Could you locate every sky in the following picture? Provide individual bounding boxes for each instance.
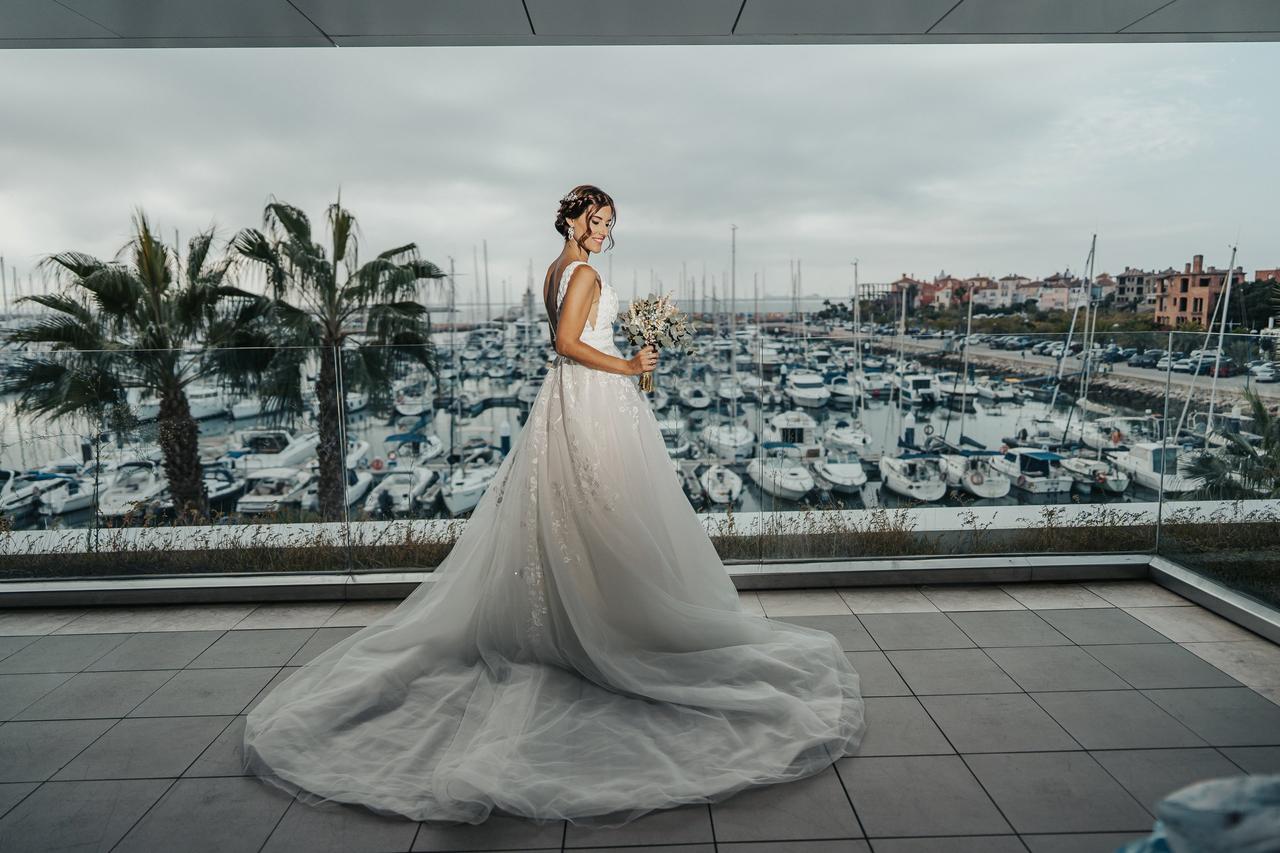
[0,41,1275,310]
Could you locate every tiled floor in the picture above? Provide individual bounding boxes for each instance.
[2,580,1279,853]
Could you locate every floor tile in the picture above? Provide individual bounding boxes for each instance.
[885,649,1021,695]
[737,591,766,618]
[0,608,86,636]
[113,776,295,853]
[964,751,1151,833]
[1123,605,1260,643]
[945,610,1072,647]
[260,795,420,853]
[919,584,1025,611]
[0,782,38,820]
[1000,583,1111,610]
[837,754,1010,838]
[919,693,1079,753]
[774,614,877,651]
[0,632,132,674]
[234,603,343,630]
[1089,748,1246,812]
[0,635,38,661]
[1141,687,1280,746]
[868,838,1023,852]
[1081,643,1242,690]
[1082,581,1189,608]
[837,586,939,613]
[187,628,316,669]
[984,646,1131,692]
[565,801,712,847]
[1021,833,1152,852]
[0,718,117,783]
[13,669,177,720]
[858,613,975,650]
[0,778,172,853]
[755,589,852,617]
[287,626,361,666]
[1029,690,1205,750]
[723,843,866,853]
[849,696,954,757]
[1034,609,1171,645]
[1219,746,1280,775]
[127,667,279,717]
[323,601,401,627]
[51,715,233,781]
[52,603,256,634]
[0,673,73,722]
[710,766,862,842]
[184,716,249,777]
[845,651,911,697]
[1180,637,1280,700]
[412,811,564,851]
[84,630,223,671]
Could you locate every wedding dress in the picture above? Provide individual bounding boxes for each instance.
[242,259,867,828]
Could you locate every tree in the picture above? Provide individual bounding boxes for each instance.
[227,193,446,520]
[2,209,265,519]
[1187,389,1280,499]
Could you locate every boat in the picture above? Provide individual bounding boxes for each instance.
[698,464,743,505]
[648,387,670,410]
[822,416,872,453]
[783,370,831,408]
[362,467,440,516]
[153,463,246,514]
[700,421,755,459]
[441,449,504,516]
[825,374,859,402]
[811,450,868,494]
[1109,441,1203,494]
[936,449,1011,499]
[878,454,948,502]
[716,377,746,404]
[0,470,80,518]
[892,373,939,406]
[747,444,816,501]
[302,466,374,512]
[853,371,892,400]
[989,448,1074,493]
[98,459,170,519]
[1079,415,1161,451]
[235,466,315,515]
[219,428,320,472]
[762,410,822,458]
[1059,456,1131,495]
[975,377,1018,403]
[678,384,712,410]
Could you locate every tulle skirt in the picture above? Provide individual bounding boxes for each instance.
[242,346,866,828]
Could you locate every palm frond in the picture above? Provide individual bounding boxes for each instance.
[264,198,312,247]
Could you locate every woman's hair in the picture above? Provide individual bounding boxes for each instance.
[555,184,616,252]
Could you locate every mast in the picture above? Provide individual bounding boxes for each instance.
[1205,244,1238,436]
[960,290,974,439]
[482,239,491,326]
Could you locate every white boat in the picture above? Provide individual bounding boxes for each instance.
[933,371,982,404]
[747,446,816,501]
[990,448,1074,493]
[154,463,246,513]
[220,428,321,472]
[716,377,746,404]
[228,396,264,420]
[784,370,831,408]
[699,464,743,505]
[937,451,1011,499]
[822,416,872,453]
[236,466,314,515]
[678,384,712,409]
[1079,415,1160,451]
[700,421,755,459]
[302,466,374,511]
[892,373,939,406]
[811,450,868,494]
[975,377,1018,403]
[98,460,169,519]
[878,454,947,502]
[1109,441,1203,494]
[363,467,440,516]
[1060,456,1131,495]
[393,381,433,418]
[649,387,670,410]
[763,410,822,459]
[853,371,892,400]
[825,374,859,402]
[441,459,502,515]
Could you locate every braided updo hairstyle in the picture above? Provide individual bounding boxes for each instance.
[554,184,616,253]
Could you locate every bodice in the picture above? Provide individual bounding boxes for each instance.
[554,260,620,355]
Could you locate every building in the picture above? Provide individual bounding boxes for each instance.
[1255,268,1280,282]
[1116,267,1161,312]
[1154,253,1248,328]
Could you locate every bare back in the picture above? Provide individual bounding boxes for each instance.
[543,259,601,344]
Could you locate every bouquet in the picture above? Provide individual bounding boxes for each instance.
[622,291,696,392]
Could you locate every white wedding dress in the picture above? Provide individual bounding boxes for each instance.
[243,259,866,828]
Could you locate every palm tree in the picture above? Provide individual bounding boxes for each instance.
[2,209,268,519]
[1186,389,1280,499]
[227,193,446,520]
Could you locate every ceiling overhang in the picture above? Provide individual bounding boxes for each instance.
[2,0,1278,49]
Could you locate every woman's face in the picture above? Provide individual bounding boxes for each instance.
[572,205,613,252]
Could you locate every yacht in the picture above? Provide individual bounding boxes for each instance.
[853,371,892,401]
[990,448,1073,493]
[763,410,822,459]
[700,421,755,459]
[220,428,320,472]
[933,371,981,405]
[975,377,1018,403]
[236,466,315,515]
[98,460,169,519]
[678,384,712,410]
[811,450,868,494]
[1079,415,1160,451]
[698,464,743,505]
[936,450,1011,499]
[892,373,938,406]
[363,467,441,516]
[1060,456,1131,495]
[441,447,504,515]
[747,445,816,501]
[825,374,859,402]
[1109,441,1203,494]
[878,454,947,502]
[302,466,374,512]
[822,416,872,454]
[716,377,746,404]
[783,370,831,408]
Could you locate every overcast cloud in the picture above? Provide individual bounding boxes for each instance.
[0,42,1274,308]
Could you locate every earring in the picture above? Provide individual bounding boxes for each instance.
[567,225,575,240]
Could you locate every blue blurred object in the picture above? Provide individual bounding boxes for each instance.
[1118,773,1280,853]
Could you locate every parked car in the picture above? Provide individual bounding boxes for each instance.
[1249,363,1279,383]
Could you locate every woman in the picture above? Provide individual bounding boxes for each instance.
[242,184,866,829]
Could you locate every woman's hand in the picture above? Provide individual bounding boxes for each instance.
[629,344,659,376]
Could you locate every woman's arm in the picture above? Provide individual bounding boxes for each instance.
[555,264,641,376]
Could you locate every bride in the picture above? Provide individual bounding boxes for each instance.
[242,184,867,828]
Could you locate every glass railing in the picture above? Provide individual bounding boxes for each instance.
[1,297,1277,612]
